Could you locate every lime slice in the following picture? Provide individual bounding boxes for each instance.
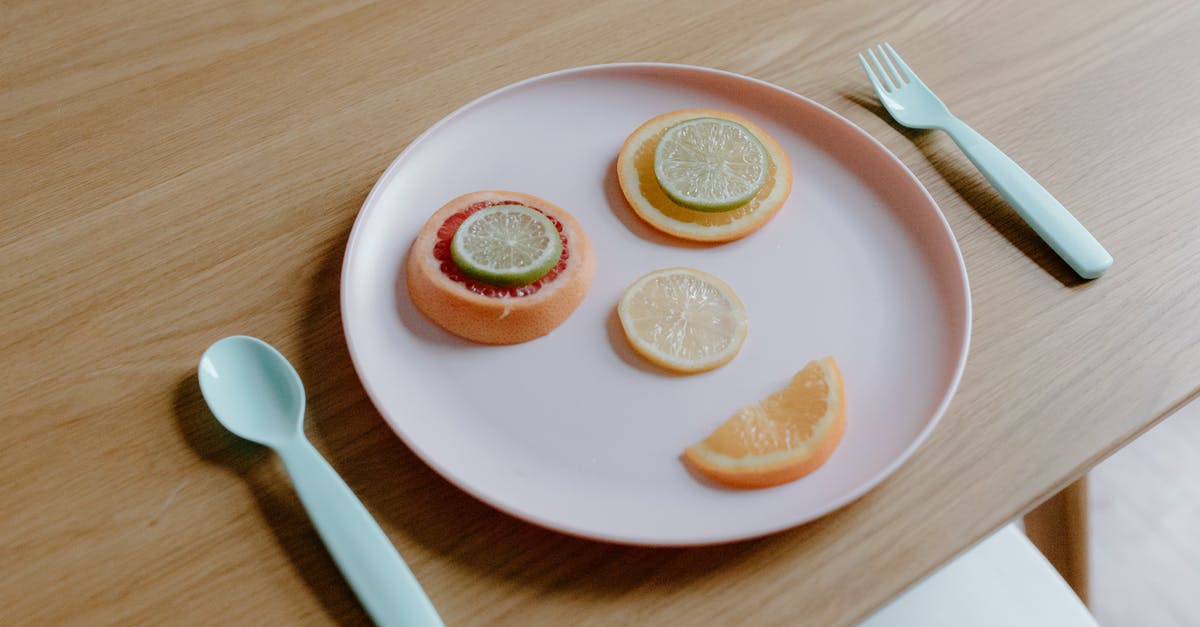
[653,117,769,212]
[450,204,563,287]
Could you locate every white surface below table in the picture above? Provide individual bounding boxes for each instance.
[860,525,1097,627]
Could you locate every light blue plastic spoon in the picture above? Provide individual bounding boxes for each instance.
[198,335,443,627]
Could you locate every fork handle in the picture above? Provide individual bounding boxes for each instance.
[942,118,1112,279]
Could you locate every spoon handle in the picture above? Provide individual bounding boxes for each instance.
[278,438,443,627]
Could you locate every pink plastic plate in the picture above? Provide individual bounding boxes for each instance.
[341,63,970,545]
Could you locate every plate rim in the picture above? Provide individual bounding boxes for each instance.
[340,62,972,546]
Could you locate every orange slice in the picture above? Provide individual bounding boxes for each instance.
[617,109,793,242]
[684,357,845,488]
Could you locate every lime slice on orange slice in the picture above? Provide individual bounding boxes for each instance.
[653,117,769,212]
[617,109,793,243]
[450,204,563,287]
[617,267,748,373]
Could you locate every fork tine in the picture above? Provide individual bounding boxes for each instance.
[865,48,895,91]
[877,44,904,85]
[858,53,889,95]
[883,42,920,84]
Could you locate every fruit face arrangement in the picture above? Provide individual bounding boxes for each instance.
[405,110,841,489]
[406,190,595,345]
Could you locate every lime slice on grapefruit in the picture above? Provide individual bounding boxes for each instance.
[450,204,563,287]
[653,117,769,212]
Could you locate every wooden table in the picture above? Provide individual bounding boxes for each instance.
[5,0,1199,624]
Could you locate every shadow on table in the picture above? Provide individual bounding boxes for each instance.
[840,89,1084,288]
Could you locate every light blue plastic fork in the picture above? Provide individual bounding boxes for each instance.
[859,43,1112,279]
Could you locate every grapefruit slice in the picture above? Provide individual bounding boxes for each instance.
[406,190,595,345]
[684,357,846,488]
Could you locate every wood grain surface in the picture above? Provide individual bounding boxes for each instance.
[4,0,1200,624]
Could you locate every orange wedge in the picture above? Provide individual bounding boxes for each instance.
[616,109,793,242]
[684,357,845,488]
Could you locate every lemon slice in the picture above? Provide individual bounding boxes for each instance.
[617,267,748,373]
[451,204,563,287]
[653,117,769,212]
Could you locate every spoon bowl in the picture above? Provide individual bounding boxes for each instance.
[199,336,305,447]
